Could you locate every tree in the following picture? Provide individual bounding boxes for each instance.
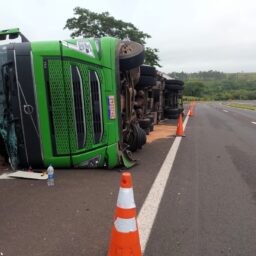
[64,7,161,67]
[168,71,188,81]
[184,81,206,97]
[144,47,161,67]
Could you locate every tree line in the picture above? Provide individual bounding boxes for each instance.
[169,71,256,100]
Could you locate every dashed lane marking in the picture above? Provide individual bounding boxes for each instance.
[252,122,256,125]
[223,110,229,113]
[137,113,190,253]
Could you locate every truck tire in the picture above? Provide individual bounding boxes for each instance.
[147,115,154,124]
[153,89,160,100]
[165,83,184,91]
[127,124,139,152]
[166,113,179,119]
[119,41,144,71]
[165,107,180,119]
[138,126,147,148]
[127,124,147,151]
[139,118,151,129]
[164,108,179,116]
[140,127,147,145]
[165,79,184,86]
[150,124,154,132]
[144,127,150,135]
[137,127,143,149]
[140,65,157,76]
[136,75,156,88]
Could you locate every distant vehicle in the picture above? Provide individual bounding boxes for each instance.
[0,28,146,169]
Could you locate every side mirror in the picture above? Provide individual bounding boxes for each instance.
[0,28,29,42]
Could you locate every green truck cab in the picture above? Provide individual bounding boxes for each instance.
[0,28,144,169]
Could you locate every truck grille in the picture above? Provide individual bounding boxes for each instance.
[89,71,103,144]
[44,58,105,156]
[71,66,86,149]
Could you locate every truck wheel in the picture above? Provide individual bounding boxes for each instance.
[137,126,147,149]
[140,127,147,145]
[147,115,154,124]
[166,113,179,119]
[127,124,146,152]
[137,129,142,149]
[144,127,150,135]
[153,89,160,100]
[164,108,179,116]
[127,124,139,152]
[136,75,156,88]
[139,118,151,129]
[165,83,184,91]
[165,79,184,86]
[140,65,157,76]
[119,41,144,71]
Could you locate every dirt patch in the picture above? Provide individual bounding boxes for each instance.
[147,120,177,143]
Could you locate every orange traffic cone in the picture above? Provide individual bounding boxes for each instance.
[108,172,142,256]
[176,114,185,136]
[189,104,193,117]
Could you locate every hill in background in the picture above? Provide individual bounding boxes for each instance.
[168,71,256,100]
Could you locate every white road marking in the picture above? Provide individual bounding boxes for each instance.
[252,122,256,125]
[137,113,190,253]
[223,110,229,113]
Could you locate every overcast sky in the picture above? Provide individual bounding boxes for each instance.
[1,0,256,73]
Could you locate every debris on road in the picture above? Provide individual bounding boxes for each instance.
[47,165,55,186]
[146,121,176,144]
[7,171,48,180]
[0,173,14,179]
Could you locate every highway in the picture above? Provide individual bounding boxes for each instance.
[145,102,256,256]
[0,102,256,255]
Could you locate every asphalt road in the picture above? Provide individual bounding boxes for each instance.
[1,102,256,256]
[145,102,256,256]
[0,119,177,256]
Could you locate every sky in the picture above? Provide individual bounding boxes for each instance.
[1,0,256,73]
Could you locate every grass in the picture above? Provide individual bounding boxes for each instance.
[224,103,256,111]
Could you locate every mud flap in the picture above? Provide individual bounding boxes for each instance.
[121,149,137,168]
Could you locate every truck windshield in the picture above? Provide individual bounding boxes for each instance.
[0,44,18,169]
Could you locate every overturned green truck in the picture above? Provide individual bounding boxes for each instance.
[0,28,146,169]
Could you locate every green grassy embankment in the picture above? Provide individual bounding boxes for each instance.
[224,103,256,111]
